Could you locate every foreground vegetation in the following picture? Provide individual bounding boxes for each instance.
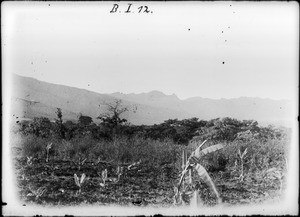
[12,103,290,207]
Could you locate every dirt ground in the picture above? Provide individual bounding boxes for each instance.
[14,156,284,207]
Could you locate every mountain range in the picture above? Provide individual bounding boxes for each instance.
[10,74,293,126]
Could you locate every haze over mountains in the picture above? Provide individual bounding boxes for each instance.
[11,74,293,126]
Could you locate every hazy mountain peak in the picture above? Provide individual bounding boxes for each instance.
[112,90,179,101]
[148,90,165,96]
[147,90,179,99]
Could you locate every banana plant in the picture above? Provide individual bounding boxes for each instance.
[264,168,284,194]
[99,169,108,187]
[46,142,52,163]
[116,166,124,182]
[72,156,87,171]
[26,156,33,166]
[175,140,223,206]
[74,173,86,194]
[27,185,47,199]
[100,166,124,184]
[238,147,248,182]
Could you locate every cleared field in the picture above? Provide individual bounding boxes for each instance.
[12,131,288,207]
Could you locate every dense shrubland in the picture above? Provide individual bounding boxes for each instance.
[17,111,289,145]
[12,103,290,206]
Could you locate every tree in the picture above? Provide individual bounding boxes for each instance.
[78,114,93,126]
[173,118,206,144]
[64,120,77,140]
[97,99,130,138]
[30,117,53,138]
[55,108,65,139]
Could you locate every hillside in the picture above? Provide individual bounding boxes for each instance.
[11,74,293,126]
[11,75,188,125]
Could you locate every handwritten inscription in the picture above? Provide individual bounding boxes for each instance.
[110,4,153,14]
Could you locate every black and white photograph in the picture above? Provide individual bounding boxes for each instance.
[2,1,299,215]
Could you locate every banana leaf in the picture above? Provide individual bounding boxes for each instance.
[74,174,80,187]
[194,164,220,199]
[192,143,224,160]
[177,141,223,200]
[80,173,86,184]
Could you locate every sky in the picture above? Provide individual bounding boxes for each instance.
[2,1,299,100]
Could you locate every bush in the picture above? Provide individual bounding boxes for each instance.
[21,135,51,159]
[15,116,291,180]
[18,117,54,138]
[220,137,288,177]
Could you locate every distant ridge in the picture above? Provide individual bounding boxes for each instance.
[10,74,293,126]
